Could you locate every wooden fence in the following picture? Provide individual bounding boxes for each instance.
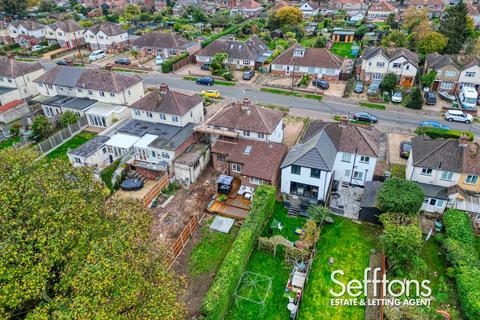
[35,116,88,155]
[143,173,169,207]
[172,55,196,72]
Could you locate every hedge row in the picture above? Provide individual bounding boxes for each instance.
[161,52,189,73]
[201,23,244,48]
[201,185,276,319]
[415,127,475,141]
[442,209,480,320]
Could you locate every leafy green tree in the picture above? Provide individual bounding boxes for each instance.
[420,70,437,88]
[355,25,368,38]
[31,115,52,142]
[381,30,408,48]
[307,205,330,225]
[274,6,303,26]
[79,19,94,27]
[59,111,79,128]
[440,1,469,53]
[0,148,186,318]
[406,87,424,110]
[386,13,396,29]
[123,4,141,22]
[380,212,424,275]
[38,0,56,12]
[183,5,207,22]
[312,36,326,48]
[380,73,398,93]
[417,31,448,54]
[377,178,424,215]
[129,49,139,59]
[0,0,27,14]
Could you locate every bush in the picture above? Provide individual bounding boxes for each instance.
[161,52,189,73]
[406,87,423,109]
[201,185,276,319]
[222,71,233,81]
[201,23,244,48]
[414,127,475,141]
[343,78,354,98]
[31,115,52,142]
[455,266,480,320]
[58,111,79,128]
[298,74,310,87]
[100,160,120,192]
[377,178,424,215]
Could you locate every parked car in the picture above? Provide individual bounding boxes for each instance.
[155,55,163,66]
[444,110,473,124]
[312,79,329,90]
[196,77,214,86]
[424,91,437,105]
[114,57,131,65]
[354,81,364,93]
[353,112,378,123]
[31,45,45,51]
[200,90,220,98]
[399,141,412,159]
[201,63,211,71]
[391,91,403,103]
[242,70,255,81]
[419,121,450,130]
[88,50,105,62]
[56,60,68,65]
[367,81,381,96]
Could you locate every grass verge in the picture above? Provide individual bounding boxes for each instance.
[46,131,96,162]
[299,216,380,320]
[183,76,236,86]
[359,102,386,110]
[261,88,323,101]
[112,67,146,74]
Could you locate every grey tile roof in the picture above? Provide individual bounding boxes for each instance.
[197,35,269,61]
[411,135,464,173]
[417,182,448,200]
[131,31,192,50]
[48,19,83,33]
[426,53,480,71]
[69,135,110,158]
[359,46,419,68]
[360,181,383,208]
[10,20,44,30]
[87,23,125,36]
[0,57,43,78]
[272,43,344,69]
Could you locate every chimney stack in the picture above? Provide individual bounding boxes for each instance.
[459,134,469,147]
[105,63,113,71]
[340,115,349,126]
[6,51,14,59]
[241,97,252,115]
[159,83,169,95]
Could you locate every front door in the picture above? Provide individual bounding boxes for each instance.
[286,66,291,75]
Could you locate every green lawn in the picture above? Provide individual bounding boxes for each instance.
[188,225,239,277]
[0,136,20,150]
[299,217,380,320]
[46,131,96,162]
[390,164,406,178]
[330,43,356,59]
[262,202,306,242]
[359,102,386,110]
[261,88,323,101]
[299,37,316,48]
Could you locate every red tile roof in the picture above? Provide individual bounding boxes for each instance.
[0,99,24,113]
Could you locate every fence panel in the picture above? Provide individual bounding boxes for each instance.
[37,116,87,155]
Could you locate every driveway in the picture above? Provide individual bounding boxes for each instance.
[387,133,414,165]
[175,64,210,76]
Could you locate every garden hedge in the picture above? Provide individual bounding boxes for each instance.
[415,127,475,141]
[201,23,244,48]
[201,185,276,319]
[442,209,480,320]
[161,52,189,73]
[377,178,424,215]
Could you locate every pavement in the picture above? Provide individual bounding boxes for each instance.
[38,60,480,136]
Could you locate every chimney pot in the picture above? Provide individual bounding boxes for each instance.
[105,63,113,71]
[459,134,469,147]
[159,83,169,95]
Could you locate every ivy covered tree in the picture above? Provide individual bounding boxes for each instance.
[440,1,469,53]
[0,148,186,319]
[377,178,424,215]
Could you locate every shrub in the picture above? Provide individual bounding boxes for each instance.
[343,78,354,98]
[161,52,189,73]
[443,209,477,246]
[298,74,310,87]
[201,185,276,319]
[31,115,52,142]
[380,72,398,93]
[406,87,423,109]
[100,160,120,192]
[58,111,79,128]
[222,71,233,81]
[377,178,424,215]
[455,266,480,320]
[415,127,475,141]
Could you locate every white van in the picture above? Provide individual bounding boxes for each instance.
[88,50,105,62]
[459,86,478,110]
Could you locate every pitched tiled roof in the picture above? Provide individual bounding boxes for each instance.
[272,44,344,69]
[87,23,125,36]
[49,19,83,33]
[196,35,269,61]
[131,32,191,49]
[34,66,142,93]
[301,1,320,10]
[360,46,419,67]
[212,138,287,181]
[369,1,395,12]
[411,135,465,173]
[0,56,43,78]
[426,53,458,70]
[130,87,202,116]
[235,0,263,9]
[409,0,443,6]
[207,98,283,134]
[10,20,44,30]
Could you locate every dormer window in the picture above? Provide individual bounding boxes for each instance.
[293,48,305,58]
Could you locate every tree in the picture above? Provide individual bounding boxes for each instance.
[406,87,424,110]
[377,178,424,215]
[31,115,52,142]
[0,148,186,318]
[38,0,56,12]
[59,111,79,128]
[129,49,139,60]
[380,212,424,275]
[0,0,27,14]
[307,205,330,225]
[79,19,94,27]
[380,73,398,93]
[123,4,141,22]
[274,6,303,26]
[313,36,327,48]
[183,5,207,22]
[420,70,437,89]
[440,1,469,54]
[416,31,448,54]
[386,13,397,29]
[355,25,368,38]
[381,30,408,48]
[403,7,429,32]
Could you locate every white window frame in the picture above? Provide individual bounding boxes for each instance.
[341,153,352,162]
[232,163,241,173]
[421,168,433,176]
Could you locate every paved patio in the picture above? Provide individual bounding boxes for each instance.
[329,183,364,220]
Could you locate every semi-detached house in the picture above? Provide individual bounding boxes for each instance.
[7,20,44,44]
[84,23,129,51]
[43,20,84,49]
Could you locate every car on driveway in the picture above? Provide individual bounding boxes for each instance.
[353,112,378,123]
[399,141,412,159]
[114,57,131,65]
[391,91,403,103]
[242,70,255,80]
[419,120,450,130]
[354,81,364,93]
[200,90,220,98]
[444,110,473,124]
[367,81,381,96]
[31,45,45,51]
[424,91,437,105]
[196,77,214,86]
[312,79,329,90]
[201,63,211,71]
[56,60,68,65]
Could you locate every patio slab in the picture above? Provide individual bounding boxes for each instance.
[329,183,364,220]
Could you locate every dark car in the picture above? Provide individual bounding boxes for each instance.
[242,70,255,80]
[312,79,329,90]
[200,63,211,71]
[367,81,381,96]
[424,91,437,105]
[196,77,214,86]
[399,141,412,159]
[353,112,378,123]
[114,57,131,65]
[56,60,68,65]
[354,81,364,93]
